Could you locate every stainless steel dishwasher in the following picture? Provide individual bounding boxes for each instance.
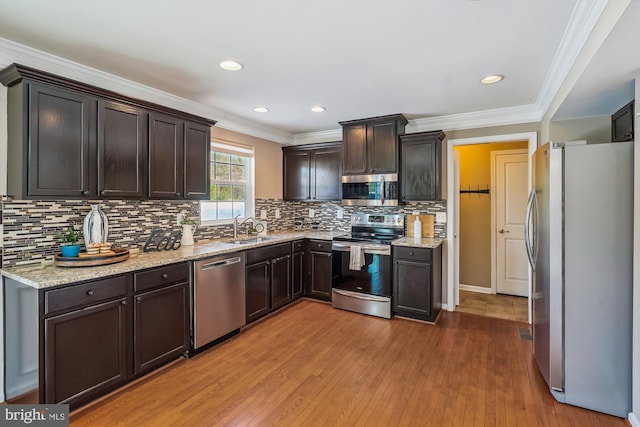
[192,252,246,351]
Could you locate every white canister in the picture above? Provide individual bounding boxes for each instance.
[413,216,422,241]
[181,224,195,246]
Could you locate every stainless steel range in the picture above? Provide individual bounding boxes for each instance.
[331,213,405,319]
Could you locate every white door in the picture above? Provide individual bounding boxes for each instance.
[493,150,529,296]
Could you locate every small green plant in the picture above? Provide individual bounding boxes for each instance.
[55,226,83,245]
[180,216,199,226]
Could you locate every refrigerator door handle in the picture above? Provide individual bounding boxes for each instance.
[525,188,538,270]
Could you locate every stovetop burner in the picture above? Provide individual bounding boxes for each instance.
[335,212,406,244]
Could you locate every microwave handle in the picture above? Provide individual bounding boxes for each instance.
[380,175,385,205]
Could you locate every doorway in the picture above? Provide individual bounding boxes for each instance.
[446,132,537,323]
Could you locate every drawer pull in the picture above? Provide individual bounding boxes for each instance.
[162,273,169,280]
[86,290,95,296]
[136,296,142,303]
[409,252,414,256]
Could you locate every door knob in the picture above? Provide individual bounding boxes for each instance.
[498,229,510,233]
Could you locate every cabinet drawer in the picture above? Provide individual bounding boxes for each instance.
[44,275,127,315]
[134,262,189,293]
[308,239,332,253]
[247,243,290,265]
[292,240,304,252]
[394,246,431,262]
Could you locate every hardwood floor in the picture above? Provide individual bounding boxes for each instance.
[456,290,529,322]
[71,300,627,427]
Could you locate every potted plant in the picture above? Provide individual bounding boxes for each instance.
[56,226,83,257]
[180,215,198,246]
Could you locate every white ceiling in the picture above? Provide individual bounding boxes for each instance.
[0,0,637,144]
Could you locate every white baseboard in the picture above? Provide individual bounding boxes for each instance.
[629,412,639,427]
[459,284,492,294]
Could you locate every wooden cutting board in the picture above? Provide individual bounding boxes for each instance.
[406,214,435,238]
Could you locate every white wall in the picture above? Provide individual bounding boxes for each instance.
[631,75,639,426]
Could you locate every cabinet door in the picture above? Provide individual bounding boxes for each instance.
[401,138,440,201]
[342,124,367,174]
[148,113,184,199]
[393,260,432,320]
[291,251,305,299]
[97,100,146,198]
[133,282,189,376]
[283,150,311,200]
[368,121,397,174]
[44,298,128,405]
[184,121,211,199]
[309,251,332,300]
[246,261,271,323]
[271,254,291,309]
[311,146,342,200]
[28,83,94,197]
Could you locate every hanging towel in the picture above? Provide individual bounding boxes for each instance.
[349,244,365,270]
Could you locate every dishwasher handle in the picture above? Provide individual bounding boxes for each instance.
[200,256,242,270]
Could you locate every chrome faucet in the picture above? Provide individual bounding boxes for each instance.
[233,215,255,239]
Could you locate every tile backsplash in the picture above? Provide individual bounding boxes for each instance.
[1,198,446,268]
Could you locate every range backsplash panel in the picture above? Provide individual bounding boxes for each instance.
[1,199,446,268]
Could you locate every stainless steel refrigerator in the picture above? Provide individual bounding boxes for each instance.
[525,141,632,418]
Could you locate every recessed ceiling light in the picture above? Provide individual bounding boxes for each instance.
[480,74,504,84]
[310,106,326,113]
[254,107,269,113]
[219,60,244,71]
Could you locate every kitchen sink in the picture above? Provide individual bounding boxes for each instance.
[230,236,275,245]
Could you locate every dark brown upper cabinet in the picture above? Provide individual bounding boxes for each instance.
[148,115,211,200]
[9,82,94,198]
[98,100,147,198]
[184,122,211,199]
[399,130,445,201]
[148,113,184,199]
[283,142,342,201]
[0,63,215,200]
[339,114,407,175]
[611,100,634,142]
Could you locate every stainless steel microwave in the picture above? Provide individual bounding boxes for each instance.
[341,174,398,206]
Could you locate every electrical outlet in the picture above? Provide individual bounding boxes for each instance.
[176,213,185,226]
[309,208,315,218]
[436,212,447,223]
[260,209,267,219]
[337,209,343,219]
[275,209,281,219]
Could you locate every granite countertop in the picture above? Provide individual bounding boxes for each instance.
[1,230,339,290]
[391,237,445,249]
[2,231,445,290]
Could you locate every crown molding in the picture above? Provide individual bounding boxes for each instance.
[535,0,608,115]
[0,37,295,145]
[293,128,343,145]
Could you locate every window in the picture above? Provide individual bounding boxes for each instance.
[200,141,254,224]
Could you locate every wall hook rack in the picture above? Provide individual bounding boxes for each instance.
[460,185,490,195]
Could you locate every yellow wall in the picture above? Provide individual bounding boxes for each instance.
[455,141,528,289]
[211,127,284,199]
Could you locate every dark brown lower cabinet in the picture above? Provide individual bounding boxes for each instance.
[307,240,333,301]
[291,240,305,299]
[44,297,129,406]
[246,261,271,323]
[40,262,190,407]
[393,245,442,322]
[133,282,189,376]
[271,254,291,310]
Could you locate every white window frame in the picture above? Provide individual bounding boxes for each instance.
[200,140,255,226]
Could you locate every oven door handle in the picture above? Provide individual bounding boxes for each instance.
[380,175,385,206]
[333,289,389,302]
[331,243,390,255]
